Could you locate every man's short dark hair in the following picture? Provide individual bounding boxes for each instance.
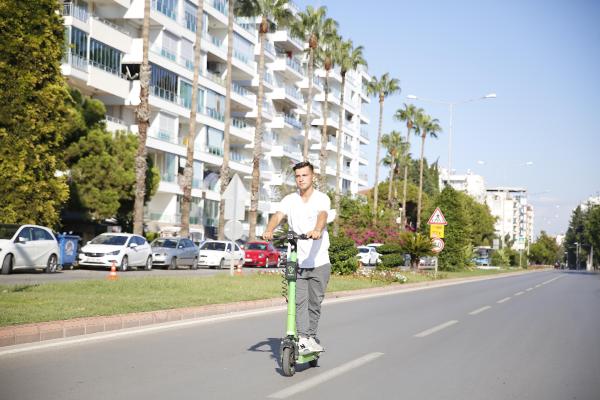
[293,161,314,172]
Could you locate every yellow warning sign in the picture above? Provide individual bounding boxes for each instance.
[430,224,445,238]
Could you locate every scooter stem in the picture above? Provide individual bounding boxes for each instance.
[286,250,298,337]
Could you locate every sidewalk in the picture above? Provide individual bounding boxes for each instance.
[0,270,542,348]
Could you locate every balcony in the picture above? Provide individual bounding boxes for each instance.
[62,2,88,22]
[63,51,88,72]
[152,0,177,20]
[283,113,302,130]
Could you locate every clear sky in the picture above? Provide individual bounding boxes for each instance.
[295,0,600,236]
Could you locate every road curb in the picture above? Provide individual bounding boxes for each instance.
[0,269,547,348]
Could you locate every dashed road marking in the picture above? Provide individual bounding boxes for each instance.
[414,320,459,338]
[268,352,384,399]
[469,306,492,315]
[497,297,511,304]
[514,291,525,296]
[526,288,534,292]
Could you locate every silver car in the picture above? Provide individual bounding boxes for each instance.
[151,237,199,270]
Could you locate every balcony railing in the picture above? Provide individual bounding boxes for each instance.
[285,85,302,101]
[207,146,224,157]
[360,126,369,139]
[62,2,88,22]
[89,59,127,80]
[232,118,247,129]
[63,52,88,71]
[151,0,177,20]
[284,113,302,130]
[285,56,303,75]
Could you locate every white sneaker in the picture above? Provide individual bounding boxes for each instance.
[298,336,311,355]
[307,337,324,352]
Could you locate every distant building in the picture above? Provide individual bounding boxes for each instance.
[439,168,486,203]
[580,196,600,212]
[485,187,534,250]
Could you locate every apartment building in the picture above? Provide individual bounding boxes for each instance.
[485,187,534,250]
[439,168,486,204]
[60,0,371,240]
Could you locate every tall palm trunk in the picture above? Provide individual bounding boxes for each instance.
[372,95,384,224]
[133,0,151,235]
[180,0,204,237]
[249,16,268,241]
[303,47,315,160]
[387,158,395,206]
[333,73,346,237]
[217,0,234,240]
[416,133,426,230]
[401,122,412,229]
[319,68,330,190]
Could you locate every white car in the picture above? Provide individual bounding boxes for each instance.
[0,224,60,274]
[198,240,244,269]
[78,233,152,271]
[356,245,381,266]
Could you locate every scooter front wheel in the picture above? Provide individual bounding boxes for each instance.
[309,357,319,368]
[281,347,295,376]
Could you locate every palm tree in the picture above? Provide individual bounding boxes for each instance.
[133,0,151,235]
[366,73,400,223]
[315,28,339,190]
[216,0,235,240]
[235,0,294,240]
[394,103,422,229]
[381,130,405,207]
[180,0,205,237]
[398,231,434,270]
[332,40,366,236]
[291,6,337,161]
[414,112,442,229]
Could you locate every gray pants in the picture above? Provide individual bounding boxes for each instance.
[296,264,331,338]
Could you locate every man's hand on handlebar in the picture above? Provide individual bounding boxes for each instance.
[262,231,274,241]
[306,230,322,240]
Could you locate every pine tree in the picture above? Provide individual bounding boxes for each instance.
[0,0,71,226]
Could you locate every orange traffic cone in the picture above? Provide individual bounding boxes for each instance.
[235,262,243,275]
[107,261,118,281]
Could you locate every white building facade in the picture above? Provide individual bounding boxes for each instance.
[439,168,486,203]
[485,187,534,250]
[60,0,371,240]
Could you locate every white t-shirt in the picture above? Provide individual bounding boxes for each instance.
[277,190,330,268]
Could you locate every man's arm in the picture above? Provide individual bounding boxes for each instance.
[262,211,285,240]
[306,210,328,240]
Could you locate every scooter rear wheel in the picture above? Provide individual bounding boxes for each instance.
[282,347,295,376]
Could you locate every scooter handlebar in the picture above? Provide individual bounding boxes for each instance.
[272,231,310,241]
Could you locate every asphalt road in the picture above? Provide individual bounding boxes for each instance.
[1,270,598,400]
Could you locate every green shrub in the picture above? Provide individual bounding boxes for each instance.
[330,234,359,275]
[380,253,406,269]
[377,243,403,255]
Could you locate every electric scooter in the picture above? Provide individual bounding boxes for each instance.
[278,231,321,376]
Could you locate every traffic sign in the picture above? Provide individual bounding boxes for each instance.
[430,224,445,238]
[427,207,447,225]
[223,174,247,221]
[224,220,244,241]
[431,237,445,253]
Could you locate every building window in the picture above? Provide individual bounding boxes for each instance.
[205,89,225,121]
[179,80,204,111]
[150,63,178,102]
[233,33,254,64]
[206,127,224,156]
[203,199,219,227]
[89,39,122,75]
[69,26,87,59]
[152,0,177,20]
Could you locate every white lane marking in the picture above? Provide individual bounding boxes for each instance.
[414,320,459,338]
[535,284,542,288]
[469,306,492,315]
[268,352,384,399]
[542,277,560,285]
[497,297,511,304]
[526,287,533,292]
[514,291,525,296]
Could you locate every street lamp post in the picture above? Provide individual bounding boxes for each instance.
[407,93,496,175]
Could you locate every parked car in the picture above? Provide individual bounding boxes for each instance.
[356,245,381,266]
[0,224,60,274]
[419,256,438,270]
[276,245,288,266]
[244,241,280,268]
[198,240,244,269]
[78,233,152,271]
[473,257,490,266]
[151,237,199,270]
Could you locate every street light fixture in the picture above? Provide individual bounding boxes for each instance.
[407,93,496,175]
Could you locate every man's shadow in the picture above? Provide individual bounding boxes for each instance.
[248,338,316,375]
